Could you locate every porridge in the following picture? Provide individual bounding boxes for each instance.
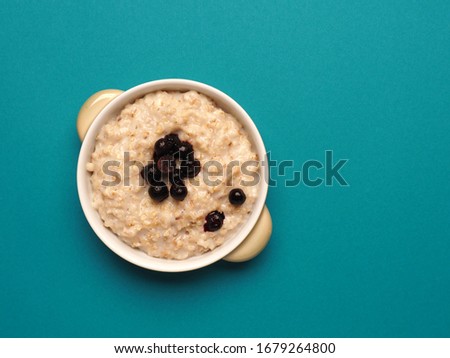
[87,90,259,260]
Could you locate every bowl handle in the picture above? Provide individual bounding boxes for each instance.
[77,89,124,141]
[223,205,272,262]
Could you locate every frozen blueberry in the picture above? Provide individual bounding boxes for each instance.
[180,158,201,178]
[148,182,169,202]
[204,210,225,232]
[229,188,246,206]
[176,141,194,160]
[169,168,185,186]
[140,162,161,185]
[153,138,170,159]
[170,184,188,201]
[164,133,181,152]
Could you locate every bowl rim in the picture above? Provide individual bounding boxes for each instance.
[77,79,268,272]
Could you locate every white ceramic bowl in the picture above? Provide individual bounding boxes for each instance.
[76,79,271,272]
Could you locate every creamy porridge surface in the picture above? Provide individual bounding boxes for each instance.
[87,90,258,260]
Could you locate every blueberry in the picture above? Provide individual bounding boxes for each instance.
[170,184,188,201]
[153,138,170,158]
[169,168,185,186]
[204,211,225,232]
[148,182,169,202]
[164,133,181,153]
[180,158,201,178]
[157,155,176,174]
[140,162,161,185]
[229,188,246,206]
[154,134,180,159]
[176,141,194,160]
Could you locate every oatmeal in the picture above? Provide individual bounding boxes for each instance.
[87,90,258,260]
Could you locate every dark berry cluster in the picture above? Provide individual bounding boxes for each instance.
[141,133,249,234]
[140,133,201,202]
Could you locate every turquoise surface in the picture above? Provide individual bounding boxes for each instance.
[1,1,449,338]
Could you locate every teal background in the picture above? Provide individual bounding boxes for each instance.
[0,0,449,338]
